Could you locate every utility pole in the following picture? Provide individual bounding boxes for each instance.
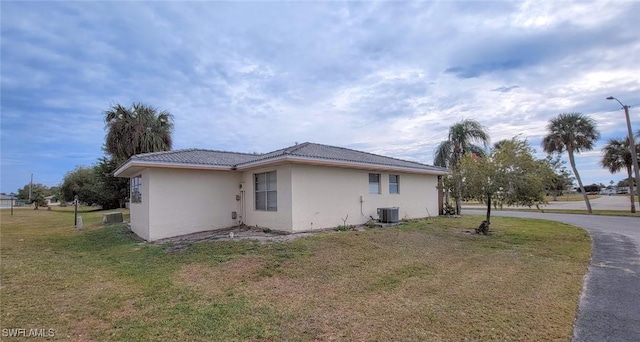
[29,173,33,202]
[607,97,640,206]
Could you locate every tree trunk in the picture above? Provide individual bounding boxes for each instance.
[568,149,593,214]
[455,185,462,215]
[453,146,462,215]
[626,167,636,213]
[486,193,492,225]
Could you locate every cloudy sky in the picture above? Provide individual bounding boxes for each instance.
[2,1,639,194]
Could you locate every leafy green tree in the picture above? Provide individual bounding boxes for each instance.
[16,183,50,201]
[434,119,490,214]
[16,183,51,208]
[542,112,600,214]
[601,137,639,213]
[93,157,130,209]
[104,102,174,165]
[459,137,550,229]
[617,178,637,188]
[60,166,99,205]
[30,189,46,209]
[544,154,574,201]
[579,184,601,193]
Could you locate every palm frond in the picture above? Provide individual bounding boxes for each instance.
[542,112,600,154]
[434,141,452,167]
[104,102,174,164]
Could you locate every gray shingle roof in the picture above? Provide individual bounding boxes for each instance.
[130,149,259,166]
[243,142,445,172]
[125,142,447,173]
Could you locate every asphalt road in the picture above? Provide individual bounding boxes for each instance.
[464,209,640,342]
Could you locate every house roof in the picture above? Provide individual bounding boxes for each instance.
[239,142,444,172]
[126,149,258,167]
[114,142,448,177]
[1,194,17,200]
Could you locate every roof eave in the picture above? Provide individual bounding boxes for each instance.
[236,155,449,175]
[113,160,233,177]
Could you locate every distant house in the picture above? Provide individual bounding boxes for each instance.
[600,187,615,196]
[617,186,629,195]
[44,195,60,206]
[114,142,449,241]
[0,194,17,208]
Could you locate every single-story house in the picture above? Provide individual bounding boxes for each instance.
[44,195,60,206]
[114,142,449,241]
[0,194,17,208]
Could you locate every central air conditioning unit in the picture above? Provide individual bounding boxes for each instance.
[378,207,399,223]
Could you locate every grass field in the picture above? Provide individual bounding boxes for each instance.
[464,194,600,205]
[489,208,640,217]
[1,208,591,340]
[545,194,601,202]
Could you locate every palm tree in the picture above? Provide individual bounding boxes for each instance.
[601,137,639,213]
[434,119,490,214]
[104,103,174,164]
[542,112,600,214]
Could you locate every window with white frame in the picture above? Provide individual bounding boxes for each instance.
[131,176,142,203]
[255,171,277,211]
[369,173,380,194]
[389,174,399,194]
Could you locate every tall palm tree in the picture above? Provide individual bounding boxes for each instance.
[542,112,600,214]
[601,137,639,213]
[104,103,174,164]
[434,119,490,214]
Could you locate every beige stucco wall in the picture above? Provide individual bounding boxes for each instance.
[145,168,242,241]
[289,164,439,231]
[241,164,293,232]
[45,197,60,206]
[128,163,440,239]
[129,170,150,241]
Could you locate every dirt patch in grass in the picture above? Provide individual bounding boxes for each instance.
[175,256,266,296]
[71,316,111,341]
[157,225,327,245]
[452,227,478,235]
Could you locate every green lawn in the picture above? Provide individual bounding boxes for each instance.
[545,194,601,202]
[464,194,600,205]
[500,208,640,217]
[1,208,591,341]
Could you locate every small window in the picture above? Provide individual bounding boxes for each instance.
[369,173,380,194]
[131,176,142,203]
[255,171,277,211]
[389,174,399,194]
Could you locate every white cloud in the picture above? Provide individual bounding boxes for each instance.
[2,0,640,192]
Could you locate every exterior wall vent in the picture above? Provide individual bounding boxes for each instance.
[378,207,399,223]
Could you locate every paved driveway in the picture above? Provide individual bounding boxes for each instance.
[464,209,640,342]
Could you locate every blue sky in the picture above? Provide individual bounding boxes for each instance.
[2,1,639,194]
